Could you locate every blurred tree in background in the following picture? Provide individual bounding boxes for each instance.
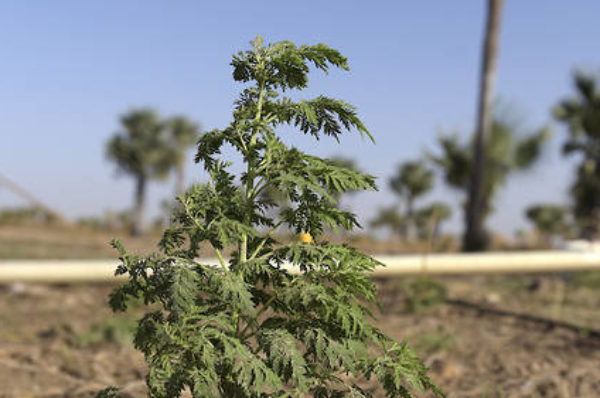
[415,202,452,241]
[430,119,550,250]
[525,204,568,247]
[106,109,173,236]
[371,161,451,242]
[166,116,201,196]
[370,205,407,238]
[389,160,434,238]
[106,111,201,235]
[554,72,600,239]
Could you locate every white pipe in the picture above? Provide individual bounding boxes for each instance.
[374,251,600,276]
[1,251,600,283]
[0,260,124,283]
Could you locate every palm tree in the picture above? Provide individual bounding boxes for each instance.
[570,164,600,238]
[525,204,568,247]
[465,0,506,252]
[389,160,434,238]
[415,202,452,241]
[554,72,600,239]
[370,205,407,238]
[431,119,549,249]
[106,108,172,236]
[166,116,201,196]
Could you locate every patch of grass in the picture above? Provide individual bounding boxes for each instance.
[401,278,447,313]
[72,315,137,348]
[483,275,535,295]
[568,271,600,289]
[410,325,455,356]
[479,383,508,398]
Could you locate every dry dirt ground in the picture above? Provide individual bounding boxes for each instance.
[0,275,599,398]
[0,225,163,259]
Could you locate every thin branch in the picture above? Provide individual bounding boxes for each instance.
[214,248,228,272]
[249,219,285,260]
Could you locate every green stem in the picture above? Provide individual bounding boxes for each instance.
[248,219,285,260]
[251,177,270,200]
[240,78,266,264]
[215,248,227,272]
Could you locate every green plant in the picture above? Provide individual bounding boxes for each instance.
[99,37,442,398]
[327,156,361,204]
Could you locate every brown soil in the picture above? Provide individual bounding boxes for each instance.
[1,275,599,398]
[0,225,163,259]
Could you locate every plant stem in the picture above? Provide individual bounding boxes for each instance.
[240,68,266,264]
[215,248,227,272]
[248,219,285,260]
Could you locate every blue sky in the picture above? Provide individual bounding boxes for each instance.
[1,1,600,236]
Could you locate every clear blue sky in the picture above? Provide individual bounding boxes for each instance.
[2,1,600,236]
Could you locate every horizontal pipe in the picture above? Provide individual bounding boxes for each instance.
[374,251,600,276]
[1,251,600,283]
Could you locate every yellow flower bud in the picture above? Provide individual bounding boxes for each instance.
[299,232,313,244]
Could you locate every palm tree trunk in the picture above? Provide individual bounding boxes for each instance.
[433,219,441,240]
[406,197,415,240]
[132,174,146,236]
[464,0,505,252]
